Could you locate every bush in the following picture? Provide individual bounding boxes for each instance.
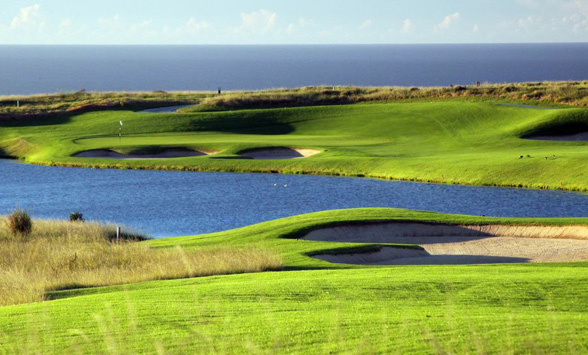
[69,212,84,222]
[7,210,33,236]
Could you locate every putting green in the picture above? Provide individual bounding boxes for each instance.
[1,100,587,190]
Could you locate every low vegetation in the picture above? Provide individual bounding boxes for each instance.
[6,209,33,236]
[0,90,209,119]
[2,81,587,119]
[194,81,588,111]
[0,217,282,306]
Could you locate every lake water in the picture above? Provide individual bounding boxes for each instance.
[1,160,587,238]
[1,44,588,95]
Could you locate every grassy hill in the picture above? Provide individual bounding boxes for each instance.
[2,90,588,353]
[1,208,588,353]
[1,99,587,191]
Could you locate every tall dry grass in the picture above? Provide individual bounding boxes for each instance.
[0,218,282,306]
[198,81,588,110]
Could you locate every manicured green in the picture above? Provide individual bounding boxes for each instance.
[1,208,588,353]
[1,99,587,191]
[2,95,588,353]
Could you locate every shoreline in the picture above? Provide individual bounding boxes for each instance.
[18,158,588,194]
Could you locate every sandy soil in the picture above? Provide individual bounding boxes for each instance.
[306,222,588,265]
[74,148,215,159]
[239,147,320,160]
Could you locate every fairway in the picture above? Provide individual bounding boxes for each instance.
[2,100,587,191]
[2,208,588,353]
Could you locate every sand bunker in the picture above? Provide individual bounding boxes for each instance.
[239,147,320,160]
[526,132,588,141]
[74,148,215,159]
[306,222,588,265]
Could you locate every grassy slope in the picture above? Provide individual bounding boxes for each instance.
[1,100,588,191]
[1,208,588,353]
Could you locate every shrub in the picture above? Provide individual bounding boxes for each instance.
[7,209,33,236]
[69,212,84,222]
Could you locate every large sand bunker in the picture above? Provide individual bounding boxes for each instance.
[239,147,320,160]
[74,148,215,159]
[306,222,588,265]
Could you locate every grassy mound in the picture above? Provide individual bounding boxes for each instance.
[0,208,587,353]
[0,218,281,306]
[2,98,588,190]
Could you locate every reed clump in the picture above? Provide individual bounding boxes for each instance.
[6,209,33,236]
[0,218,282,306]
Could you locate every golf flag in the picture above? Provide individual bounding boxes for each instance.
[120,121,124,126]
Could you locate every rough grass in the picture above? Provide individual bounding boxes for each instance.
[0,90,209,118]
[0,218,282,306]
[1,81,587,119]
[194,81,588,111]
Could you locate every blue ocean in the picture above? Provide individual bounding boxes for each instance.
[0,43,587,95]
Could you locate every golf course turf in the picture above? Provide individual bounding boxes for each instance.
[1,98,587,191]
[2,91,588,353]
[1,208,588,353]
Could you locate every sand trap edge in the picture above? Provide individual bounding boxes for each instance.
[238,147,320,160]
[73,148,218,159]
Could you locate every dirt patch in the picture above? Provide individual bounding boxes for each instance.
[306,222,588,265]
[239,147,320,160]
[74,148,216,159]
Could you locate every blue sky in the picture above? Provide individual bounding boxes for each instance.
[0,0,587,44]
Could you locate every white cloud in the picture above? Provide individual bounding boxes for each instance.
[360,19,373,30]
[240,9,277,33]
[285,18,310,37]
[437,12,460,30]
[518,16,540,28]
[472,23,479,32]
[98,15,122,28]
[129,20,154,35]
[401,18,413,33]
[10,4,41,30]
[57,19,73,35]
[285,23,296,36]
[185,18,210,33]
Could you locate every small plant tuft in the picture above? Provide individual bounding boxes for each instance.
[69,212,84,222]
[7,209,33,236]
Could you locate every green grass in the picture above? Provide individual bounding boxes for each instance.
[2,98,588,191]
[2,89,588,352]
[1,208,588,353]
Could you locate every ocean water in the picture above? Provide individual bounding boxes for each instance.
[1,43,587,95]
[1,160,587,238]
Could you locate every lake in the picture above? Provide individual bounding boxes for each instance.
[1,160,587,238]
[1,43,588,95]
